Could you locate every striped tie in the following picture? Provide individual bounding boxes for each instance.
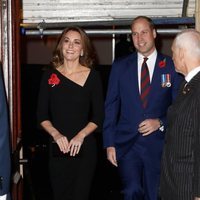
[140,57,150,108]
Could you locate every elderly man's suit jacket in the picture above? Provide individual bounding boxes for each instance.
[160,72,200,200]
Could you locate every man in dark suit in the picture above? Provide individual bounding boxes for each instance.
[103,16,183,200]
[160,29,200,200]
[0,65,11,200]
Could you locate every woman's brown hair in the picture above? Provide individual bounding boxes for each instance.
[51,26,96,68]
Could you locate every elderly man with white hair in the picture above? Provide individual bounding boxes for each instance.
[160,29,200,200]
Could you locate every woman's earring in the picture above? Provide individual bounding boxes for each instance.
[80,51,84,57]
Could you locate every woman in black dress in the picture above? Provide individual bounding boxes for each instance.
[37,26,104,200]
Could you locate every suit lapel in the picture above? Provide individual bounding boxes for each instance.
[125,53,167,109]
[127,53,143,107]
[147,53,165,107]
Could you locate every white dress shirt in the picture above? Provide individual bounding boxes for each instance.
[0,194,7,200]
[185,66,200,82]
[138,49,157,93]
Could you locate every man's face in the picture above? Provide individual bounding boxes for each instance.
[131,18,156,57]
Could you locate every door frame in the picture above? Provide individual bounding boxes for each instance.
[1,0,22,199]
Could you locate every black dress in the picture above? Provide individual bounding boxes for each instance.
[37,68,104,200]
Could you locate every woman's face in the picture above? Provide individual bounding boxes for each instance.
[62,30,83,62]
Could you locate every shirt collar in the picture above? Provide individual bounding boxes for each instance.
[138,49,157,61]
[185,66,200,82]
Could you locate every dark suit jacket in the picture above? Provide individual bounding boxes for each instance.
[0,67,11,196]
[160,72,200,200]
[103,52,183,160]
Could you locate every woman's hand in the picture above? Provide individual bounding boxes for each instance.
[68,132,85,156]
[54,133,69,154]
[40,120,69,154]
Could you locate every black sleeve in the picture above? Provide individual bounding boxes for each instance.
[37,70,51,125]
[90,70,104,132]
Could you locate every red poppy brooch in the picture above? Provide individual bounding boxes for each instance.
[48,73,60,87]
[159,58,166,68]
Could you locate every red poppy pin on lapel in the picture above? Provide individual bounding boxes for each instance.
[48,73,60,87]
[159,58,166,68]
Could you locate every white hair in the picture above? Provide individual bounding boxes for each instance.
[173,29,200,57]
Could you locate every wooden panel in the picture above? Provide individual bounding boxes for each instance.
[195,0,200,31]
[12,0,24,199]
[22,0,195,23]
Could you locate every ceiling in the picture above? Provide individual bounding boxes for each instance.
[21,0,195,26]
[20,0,196,37]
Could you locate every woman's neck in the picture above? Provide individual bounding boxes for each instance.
[62,61,82,75]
